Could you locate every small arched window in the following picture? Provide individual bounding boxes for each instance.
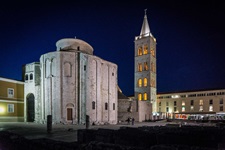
[25,74,28,81]
[143,93,147,100]
[151,49,155,57]
[143,45,148,54]
[138,79,142,87]
[144,78,147,87]
[30,73,33,80]
[138,93,142,101]
[138,47,143,56]
[105,103,108,110]
[92,101,95,110]
[144,62,148,71]
[138,63,142,72]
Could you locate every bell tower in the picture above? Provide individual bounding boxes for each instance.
[134,10,157,122]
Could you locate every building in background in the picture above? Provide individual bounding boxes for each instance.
[157,89,225,120]
[24,38,118,124]
[0,77,24,122]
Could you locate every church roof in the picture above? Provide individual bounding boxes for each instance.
[140,9,150,37]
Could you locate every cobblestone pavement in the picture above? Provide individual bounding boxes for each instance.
[0,120,214,142]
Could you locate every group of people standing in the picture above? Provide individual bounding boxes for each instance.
[127,117,135,125]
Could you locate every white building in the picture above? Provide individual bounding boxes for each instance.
[24,38,118,124]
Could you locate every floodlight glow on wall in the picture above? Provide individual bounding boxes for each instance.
[0,106,5,113]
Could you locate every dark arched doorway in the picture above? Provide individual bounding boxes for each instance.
[27,93,35,122]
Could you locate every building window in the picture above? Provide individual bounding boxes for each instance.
[143,45,148,54]
[191,100,194,106]
[138,79,142,87]
[174,107,177,112]
[159,102,161,106]
[209,99,213,105]
[166,102,169,106]
[138,63,142,72]
[199,100,203,105]
[220,106,223,111]
[220,99,223,104]
[151,49,155,57]
[7,104,14,113]
[143,78,147,87]
[166,107,169,112]
[112,72,114,76]
[25,74,28,81]
[174,101,177,106]
[182,106,185,112]
[209,106,213,112]
[92,101,95,110]
[84,65,86,71]
[138,93,142,101]
[113,103,115,110]
[30,73,33,80]
[199,106,203,112]
[182,101,185,106]
[138,47,143,56]
[143,93,147,100]
[190,106,194,111]
[8,88,14,98]
[144,62,148,71]
[105,103,108,110]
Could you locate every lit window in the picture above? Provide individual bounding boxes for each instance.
[199,100,203,105]
[138,63,142,72]
[190,106,194,111]
[138,47,143,56]
[143,93,147,100]
[209,106,213,112]
[151,49,155,57]
[8,88,14,98]
[199,106,203,111]
[7,104,14,113]
[144,78,147,87]
[138,93,142,100]
[143,45,148,54]
[182,101,185,106]
[182,106,185,112]
[138,79,142,87]
[144,62,148,71]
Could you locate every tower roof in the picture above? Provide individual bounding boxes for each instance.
[140,9,151,37]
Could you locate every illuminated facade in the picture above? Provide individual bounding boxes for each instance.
[157,89,225,120]
[0,77,24,122]
[134,11,157,121]
[24,38,118,124]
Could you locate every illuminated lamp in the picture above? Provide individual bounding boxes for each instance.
[0,106,5,113]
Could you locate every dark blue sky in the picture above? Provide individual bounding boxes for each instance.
[1,1,225,96]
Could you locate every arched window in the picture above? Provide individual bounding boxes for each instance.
[92,101,95,110]
[143,45,148,54]
[151,49,155,57]
[143,93,147,100]
[138,93,142,101]
[64,62,71,77]
[144,78,147,87]
[51,58,56,77]
[25,74,28,81]
[138,47,143,56]
[138,63,142,72]
[138,78,142,87]
[144,62,148,71]
[30,73,33,80]
[105,103,108,110]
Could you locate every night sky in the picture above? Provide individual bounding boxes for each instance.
[1,1,225,96]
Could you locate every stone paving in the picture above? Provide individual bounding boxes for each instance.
[0,121,170,142]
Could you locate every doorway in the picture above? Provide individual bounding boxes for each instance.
[27,93,35,122]
[67,108,73,121]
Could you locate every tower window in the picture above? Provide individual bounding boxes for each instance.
[138,63,142,72]
[138,78,142,87]
[138,93,142,100]
[30,73,33,80]
[105,103,108,110]
[151,49,155,57]
[92,101,95,110]
[25,74,28,81]
[113,103,115,110]
[143,45,148,54]
[138,47,143,56]
[144,78,147,87]
[144,62,148,71]
[143,93,147,100]
[84,65,86,71]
